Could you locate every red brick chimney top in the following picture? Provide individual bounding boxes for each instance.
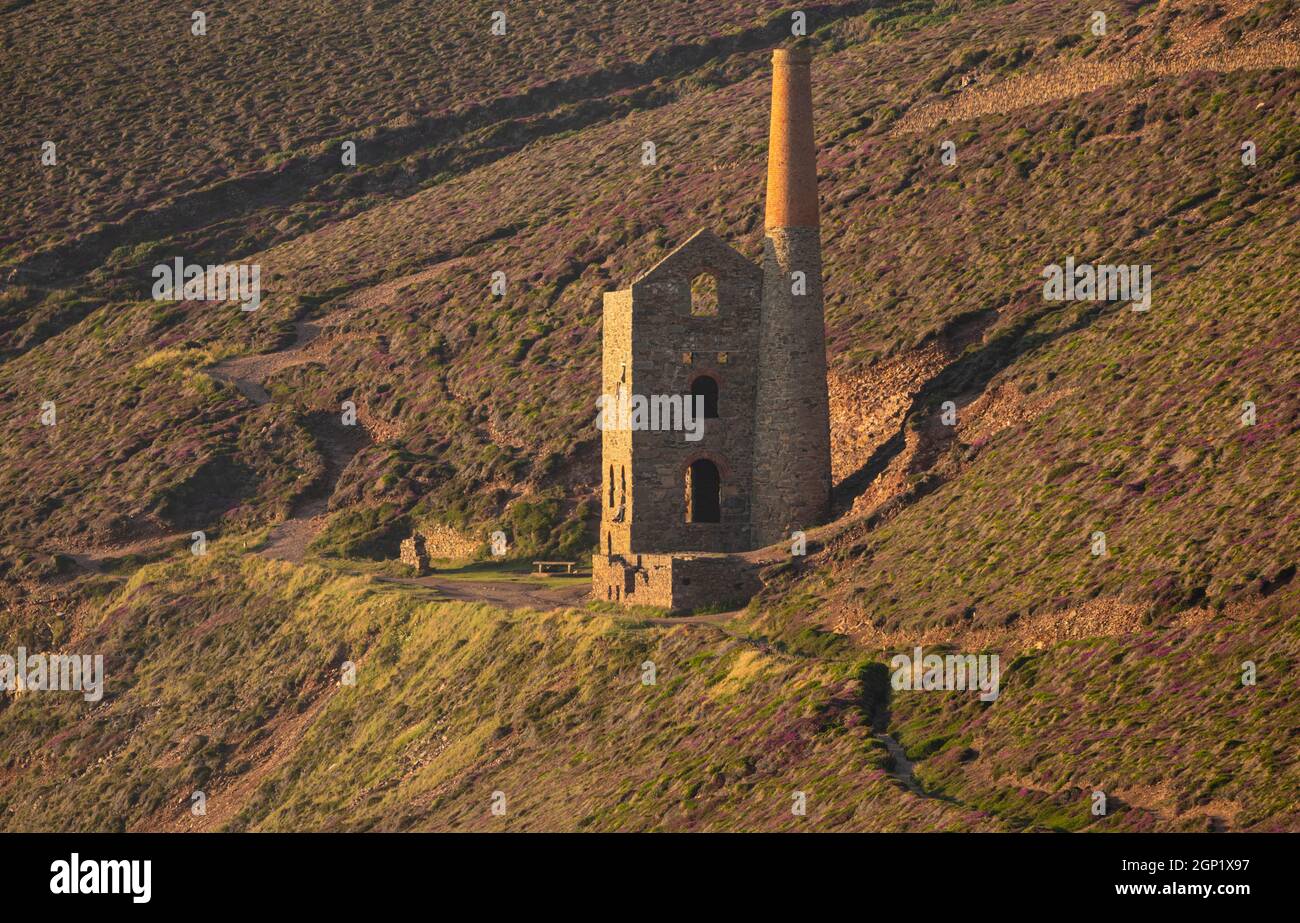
[764,48,818,230]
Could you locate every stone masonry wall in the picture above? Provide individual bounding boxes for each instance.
[621,230,761,555]
[400,535,430,575]
[600,289,634,556]
[593,552,762,613]
[401,523,479,574]
[750,226,832,547]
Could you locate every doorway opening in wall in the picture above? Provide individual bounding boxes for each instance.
[690,374,719,418]
[685,459,721,523]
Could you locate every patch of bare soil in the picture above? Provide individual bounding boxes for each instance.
[258,511,330,564]
[375,575,590,612]
[206,320,324,406]
[829,347,946,484]
[57,532,194,574]
[1108,779,1240,832]
[957,381,1070,448]
[828,309,1000,523]
[894,32,1300,137]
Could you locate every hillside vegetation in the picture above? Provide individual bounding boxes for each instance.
[1,0,1297,831]
[2,543,1291,831]
[0,544,983,832]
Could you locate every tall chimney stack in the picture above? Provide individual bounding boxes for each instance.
[763,47,819,231]
[751,46,832,548]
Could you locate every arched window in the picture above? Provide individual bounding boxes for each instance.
[690,272,718,317]
[608,465,615,507]
[620,466,626,504]
[685,459,721,523]
[689,375,719,418]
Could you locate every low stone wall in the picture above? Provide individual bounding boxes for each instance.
[400,523,479,575]
[593,552,762,613]
[418,523,480,559]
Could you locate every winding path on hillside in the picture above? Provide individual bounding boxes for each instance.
[878,733,931,798]
[206,320,321,404]
[206,318,372,564]
[203,309,595,611]
[62,531,194,573]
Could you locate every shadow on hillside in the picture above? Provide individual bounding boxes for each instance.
[833,298,1116,514]
[859,661,963,804]
[14,2,883,288]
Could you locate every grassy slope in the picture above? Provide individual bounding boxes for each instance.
[4,1,1295,588]
[1,0,1297,830]
[0,543,992,832]
[2,544,1293,831]
[4,0,994,551]
[804,215,1299,632]
[2,0,829,257]
[886,589,1300,832]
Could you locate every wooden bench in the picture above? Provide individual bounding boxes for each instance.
[533,560,577,575]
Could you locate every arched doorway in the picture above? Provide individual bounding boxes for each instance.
[685,459,721,523]
[689,374,719,418]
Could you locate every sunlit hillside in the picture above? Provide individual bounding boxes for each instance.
[1,0,1296,832]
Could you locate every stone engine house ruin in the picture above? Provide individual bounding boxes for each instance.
[593,47,832,611]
